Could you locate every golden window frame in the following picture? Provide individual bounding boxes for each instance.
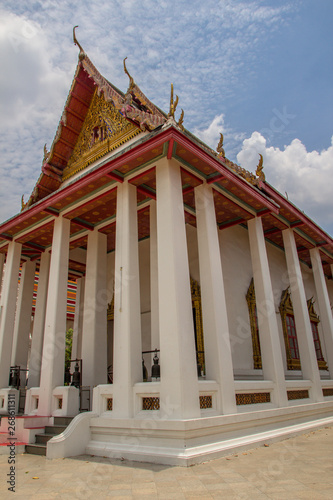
[307,298,328,370]
[191,278,205,374]
[279,289,328,371]
[246,278,262,369]
[279,288,301,370]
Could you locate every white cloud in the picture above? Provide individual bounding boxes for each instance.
[194,114,226,149]
[194,114,247,158]
[0,1,306,225]
[0,11,71,126]
[0,10,74,221]
[237,132,333,235]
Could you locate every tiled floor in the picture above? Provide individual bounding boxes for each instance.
[0,426,332,499]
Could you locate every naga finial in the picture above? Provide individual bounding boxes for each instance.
[168,83,179,119]
[73,26,85,59]
[123,57,135,91]
[217,133,225,158]
[43,143,49,163]
[178,109,184,130]
[255,153,265,181]
[21,195,26,212]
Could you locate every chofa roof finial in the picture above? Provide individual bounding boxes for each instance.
[123,57,135,91]
[73,26,85,60]
[216,133,225,158]
[255,153,265,181]
[168,83,179,119]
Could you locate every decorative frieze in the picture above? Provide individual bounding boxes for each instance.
[236,392,271,405]
[142,397,160,410]
[199,395,213,409]
[287,390,309,400]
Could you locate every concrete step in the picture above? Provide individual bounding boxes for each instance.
[44,425,67,435]
[35,433,56,445]
[25,443,46,456]
[25,416,74,456]
[53,416,73,426]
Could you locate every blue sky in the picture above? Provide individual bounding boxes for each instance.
[0,0,332,235]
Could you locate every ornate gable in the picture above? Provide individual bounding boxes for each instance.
[307,298,320,323]
[63,89,140,180]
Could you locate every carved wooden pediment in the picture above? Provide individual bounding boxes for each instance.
[63,89,140,180]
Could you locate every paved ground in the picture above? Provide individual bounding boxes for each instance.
[0,426,332,499]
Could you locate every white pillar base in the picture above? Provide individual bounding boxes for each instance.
[51,386,80,417]
[0,389,19,415]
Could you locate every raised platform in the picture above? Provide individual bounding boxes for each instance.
[47,399,333,466]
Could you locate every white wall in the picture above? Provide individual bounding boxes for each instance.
[218,225,254,371]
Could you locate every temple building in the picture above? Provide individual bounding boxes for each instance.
[0,32,332,465]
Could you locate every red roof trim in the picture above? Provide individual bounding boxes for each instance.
[262,182,333,246]
[0,127,279,236]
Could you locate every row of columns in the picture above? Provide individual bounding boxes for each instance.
[0,157,332,418]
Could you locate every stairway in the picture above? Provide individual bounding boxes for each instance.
[25,416,73,456]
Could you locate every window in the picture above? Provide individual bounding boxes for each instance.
[279,289,328,371]
[279,288,301,370]
[246,279,262,369]
[307,298,328,370]
[285,314,300,360]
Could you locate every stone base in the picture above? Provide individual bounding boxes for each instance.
[85,401,333,466]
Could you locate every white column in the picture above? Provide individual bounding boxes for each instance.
[282,229,323,401]
[150,201,159,356]
[248,217,288,406]
[11,260,36,372]
[28,251,51,388]
[71,277,84,361]
[195,184,236,414]
[0,242,22,388]
[0,253,5,297]
[112,182,142,418]
[156,158,200,419]
[310,247,333,377]
[81,231,108,388]
[38,217,70,415]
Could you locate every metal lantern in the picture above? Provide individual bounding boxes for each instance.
[71,362,81,388]
[151,350,160,380]
[142,357,148,382]
[64,366,71,385]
